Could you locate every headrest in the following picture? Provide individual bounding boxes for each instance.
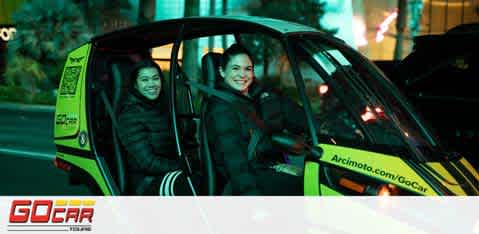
[201,52,222,88]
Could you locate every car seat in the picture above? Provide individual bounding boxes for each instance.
[98,59,130,194]
[96,54,145,195]
[199,52,223,195]
[109,61,129,194]
[199,52,237,195]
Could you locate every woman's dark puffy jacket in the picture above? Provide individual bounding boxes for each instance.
[205,81,309,195]
[117,89,179,193]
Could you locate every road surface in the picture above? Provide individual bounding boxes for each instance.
[0,103,91,195]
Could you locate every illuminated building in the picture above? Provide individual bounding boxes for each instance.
[0,0,25,84]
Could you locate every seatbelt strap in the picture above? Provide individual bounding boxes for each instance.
[247,128,263,160]
[184,80,266,160]
[100,90,126,192]
[100,91,119,129]
[185,80,241,103]
[185,80,267,131]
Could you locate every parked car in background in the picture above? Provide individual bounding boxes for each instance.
[383,23,479,169]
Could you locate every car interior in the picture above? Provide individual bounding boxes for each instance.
[199,51,228,195]
[89,46,224,195]
[88,32,312,195]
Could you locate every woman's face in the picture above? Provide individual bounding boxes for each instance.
[220,53,254,94]
[134,67,161,100]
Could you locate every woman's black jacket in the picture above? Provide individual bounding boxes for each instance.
[117,89,180,192]
[204,82,309,195]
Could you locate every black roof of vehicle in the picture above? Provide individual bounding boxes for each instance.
[394,23,479,84]
[92,16,335,51]
[412,23,479,52]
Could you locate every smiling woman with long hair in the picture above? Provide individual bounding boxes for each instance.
[117,59,197,195]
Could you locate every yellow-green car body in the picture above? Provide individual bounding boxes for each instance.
[53,16,479,196]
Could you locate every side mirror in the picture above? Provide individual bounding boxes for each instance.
[271,132,307,155]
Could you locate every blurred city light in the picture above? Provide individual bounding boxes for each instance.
[352,16,368,47]
[318,84,329,95]
[376,10,398,43]
[0,26,16,41]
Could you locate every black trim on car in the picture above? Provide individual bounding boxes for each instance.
[56,144,94,159]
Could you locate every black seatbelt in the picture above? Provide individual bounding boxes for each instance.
[100,91,118,128]
[247,128,263,160]
[100,90,126,193]
[184,80,266,160]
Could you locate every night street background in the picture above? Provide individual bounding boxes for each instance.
[1,0,478,196]
[0,103,90,195]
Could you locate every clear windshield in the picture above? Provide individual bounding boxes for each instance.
[290,36,442,162]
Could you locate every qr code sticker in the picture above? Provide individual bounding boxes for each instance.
[60,66,82,95]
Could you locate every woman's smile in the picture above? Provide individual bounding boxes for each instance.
[221,53,254,94]
[135,67,162,100]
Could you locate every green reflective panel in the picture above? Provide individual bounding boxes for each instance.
[319,144,435,195]
[320,184,342,196]
[54,43,91,150]
[304,161,320,196]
